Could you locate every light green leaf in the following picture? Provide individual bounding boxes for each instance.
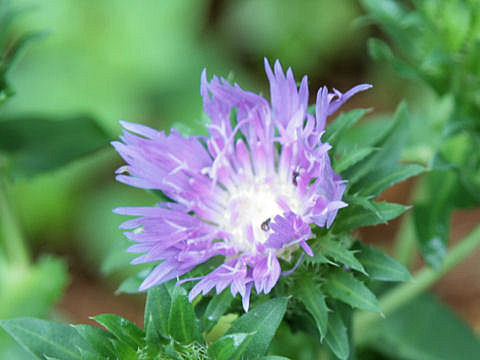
[203,290,234,332]
[354,242,411,282]
[346,102,409,187]
[325,269,381,312]
[325,311,349,360]
[0,318,92,360]
[296,277,329,340]
[144,282,172,342]
[92,314,145,350]
[358,163,425,197]
[334,147,377,174]
[225,298,288,359]
[168,286,202,344]
[368,38,394,61]
[324,109,366,147]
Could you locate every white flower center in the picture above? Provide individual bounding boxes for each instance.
[220,176,301,253]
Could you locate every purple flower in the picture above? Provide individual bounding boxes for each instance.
[113,59,371,311]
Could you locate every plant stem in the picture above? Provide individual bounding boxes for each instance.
[354,222,480,345]
[0,175,29,266]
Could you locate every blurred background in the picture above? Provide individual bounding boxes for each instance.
[0,0,478,358]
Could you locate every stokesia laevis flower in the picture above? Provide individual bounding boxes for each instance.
[113,59,371,311]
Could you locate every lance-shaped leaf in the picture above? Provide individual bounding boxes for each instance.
[333,201,409,233]
[354,242,411,282]
[334,146,377,174]
[0,318,93,360]
[168,286,202,344]
[367,295,480,360]
[203,290,234,332]
[144,282,172,342]
[73,324,116,359]
[314,237,365,274]
[324,269,381,313]
[324,109,366,147]
[207,333,251,360]
[0,115,110,177]
[357,163,425,197]
[92,314,145,350]
[325,311,349,360]
[345,103,409,187]
[296,277,329,340]
[225,298,288,358]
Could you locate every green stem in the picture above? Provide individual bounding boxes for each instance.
[0,175,29,266]
[354,222,480,345]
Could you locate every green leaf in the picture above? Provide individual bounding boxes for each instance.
[358,163,425,197]
[207,333,251,360]
[168,286,202,344]
[346,102,409,187]
[414,203,449,269]
[73,324,116,359]
[203,290,234,332]
[354,242,411,282]
[367,38,394,62]
[323,109,366,147]
[334,147,377,174]
[225,297,288,359]
[144,282,172,342]
[0,318,92,360]
[0,115,110,177]
[333,201,410,233]
[325,311,349,360]
[324,269,381,312]
[0,256,68,319]
[315,237,366,274]
[92,314,145,350]
[367,295,480,360]
[296,277,329,340]
[260,357,291,360]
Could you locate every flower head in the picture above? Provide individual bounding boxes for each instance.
[113,59,371,311]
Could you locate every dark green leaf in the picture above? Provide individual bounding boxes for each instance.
[207,333,251,360]
[333,201,409,233]
[73,324,116,359]
[324,269,380,312]
[324,109,366,147]
[315,237,366,274]
[225,297,288,359]
[354,242,411,282]
[325,311,349,360]
[260,357,291,360]
[203,290,234,332]
[334,147,377,174]
[0,318,92,360]
[92,314,145,350]
[144,283,172,342]
[0,115,110,177]
[367,295,480,360]
[168,286,202,344]
[296,277,329,340]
